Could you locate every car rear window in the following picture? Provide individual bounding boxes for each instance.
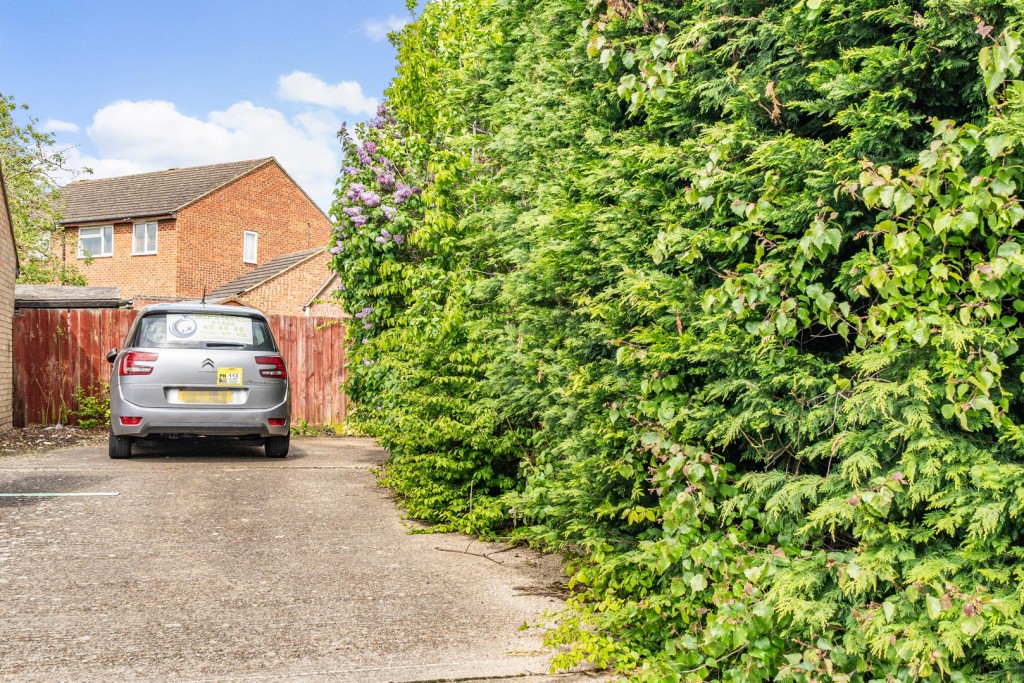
[131,313,278,351]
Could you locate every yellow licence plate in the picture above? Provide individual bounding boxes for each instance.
[217,367,243,386]
[178,390,235,404]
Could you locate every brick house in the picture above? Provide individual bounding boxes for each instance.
[302,272,344,317]
[206,247,342,317]
[57,158,333,310]
[0,165,19,431]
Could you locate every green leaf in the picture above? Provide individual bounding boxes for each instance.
[893,188,915,215]
[882,601,895,623]
[985,134,1011,160]
[926,595,944,619]
[961,615,985,637]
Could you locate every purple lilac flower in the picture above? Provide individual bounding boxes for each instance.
[336,285,346,293]
[354,306,373,319]
[381,206,396,221]
[375,236,386,244]
[393,234,405,245]
[342,206,362,217]
[361,338,369,344]
[329,246,341,255]
[352,215,368,227]
[342,166,359,176]
[357,150,372,166]
[393,183,421,205]
[363,321,373,330]
[376,104,389,117]
[345,183,365,201]
[367,117,384,130]
[362,359,373,366]
[375,172,396,191]
[381,229,391,238]
[363,141,377,155]
[362,191,381,208]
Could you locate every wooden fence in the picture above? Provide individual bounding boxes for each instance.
[13,308,347,427]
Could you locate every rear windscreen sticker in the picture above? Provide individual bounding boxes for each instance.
[167,314,254,345]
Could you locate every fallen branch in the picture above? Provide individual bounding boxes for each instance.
[434,544,508,565]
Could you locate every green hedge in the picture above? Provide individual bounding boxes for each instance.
[329,0,1024,679]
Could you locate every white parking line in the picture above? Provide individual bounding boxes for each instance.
[0,492,119,497]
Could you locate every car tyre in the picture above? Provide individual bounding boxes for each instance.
[265,434,289,458]
[108,425,133,459]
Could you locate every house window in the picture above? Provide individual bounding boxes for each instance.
[78,226,113,258]
[133,222,158,255]
[243,231,258,264]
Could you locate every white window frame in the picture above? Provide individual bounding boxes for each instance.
[78,226,113,259]
[243,231,258,264]
[132,221,158,255]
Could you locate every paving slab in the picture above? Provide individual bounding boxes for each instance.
[0,436,607,682]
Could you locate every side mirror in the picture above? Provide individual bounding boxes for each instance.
[106,348,118,364]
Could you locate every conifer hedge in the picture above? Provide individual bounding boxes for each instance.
[329,0,1024,679]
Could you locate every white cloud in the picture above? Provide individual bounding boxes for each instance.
[44,118,79,133]
[60,99,342,209]
[277,71,378,116]
[361,15,409,41]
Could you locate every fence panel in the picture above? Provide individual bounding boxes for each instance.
[13,308,347,427]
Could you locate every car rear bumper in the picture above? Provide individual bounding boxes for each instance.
[110,392,290,438]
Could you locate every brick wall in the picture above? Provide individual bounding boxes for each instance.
[175,162,332,298]
[233,251,340,316]
[63,219,178,300]
[304,273,345,318]
[0,171,16,431]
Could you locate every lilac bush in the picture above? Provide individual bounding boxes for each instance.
[328,103,427,426]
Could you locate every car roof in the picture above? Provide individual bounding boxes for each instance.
[137,302,269,319]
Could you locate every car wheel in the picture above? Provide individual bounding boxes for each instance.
[265,434,289,458]
[108,425,133,459]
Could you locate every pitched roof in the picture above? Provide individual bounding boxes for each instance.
[206,248,325,301]
[15,285,128,309]
[59,158,274,224]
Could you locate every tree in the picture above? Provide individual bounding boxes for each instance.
[0,92,87,284]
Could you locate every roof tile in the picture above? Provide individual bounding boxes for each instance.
[60,158,274,224]
[206,248,325,300]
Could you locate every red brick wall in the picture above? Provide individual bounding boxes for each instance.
[304,273,345,318]
[63,219,178,300]
[175,162,332,298]
[0,172,15,431]
[232,251,340,316]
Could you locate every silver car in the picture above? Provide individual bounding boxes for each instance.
[107,303,291,459]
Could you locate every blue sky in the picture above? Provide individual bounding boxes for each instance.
[0,1,416,209]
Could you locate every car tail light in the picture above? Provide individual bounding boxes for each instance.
[120,416,142,426]
[120,352,158,376]
[268,418,286,427]
[256,355,287,379]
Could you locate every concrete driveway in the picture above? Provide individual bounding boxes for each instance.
[0,436,593,682]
